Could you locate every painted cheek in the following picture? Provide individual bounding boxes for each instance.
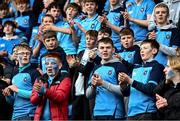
[52,64,59,73]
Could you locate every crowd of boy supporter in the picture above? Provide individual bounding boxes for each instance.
[0,0,180,120]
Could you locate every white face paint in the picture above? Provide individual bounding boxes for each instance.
[45,57,59,77]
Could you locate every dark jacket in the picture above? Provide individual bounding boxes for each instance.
[154,81,180,120]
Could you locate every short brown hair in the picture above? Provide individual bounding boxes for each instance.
[141,39,159,57]
[84,0,98,5]
[15,0,28,4]
[42,14,55,23]
[16,43,32,55]
[85,30,98,38]
[98,37,114,48]
[66,3,81,14]
[0,3,8,11]
[119,27,134,37]
[4,20,17,29]
[155,3,169,17]
[42,31,57,40]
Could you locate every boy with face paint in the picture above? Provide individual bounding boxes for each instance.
[2,43,41,120]
[31,52,72,120]
[118,39,164,120]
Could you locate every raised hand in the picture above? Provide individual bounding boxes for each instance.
[156,94,168,109]
[118,72,132,84]
[92,74,103,87]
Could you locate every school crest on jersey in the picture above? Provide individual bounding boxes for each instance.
[24,19,28,24]
[113,16,120,22]
[140,8,144,13]
[91,23,95,29]
[143,70,147,75]
[128,54,133,58]
[166,35,171,40]
[23,77,27,82]
[108,70,112,75]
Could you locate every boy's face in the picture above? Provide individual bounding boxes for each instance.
[3,24,14,35]
[42,16,54,25]
[140,43,157,62]
[98,42,115,61]
[17,48,31,66]
[120,35,134,49]
[98,31,110,41]
[45,57,61,77]
[155,7,168,25]
[49,7,61,20]
[0,9,8,18]
[84,2,97,16]
[16,3,28,13]
[44,36,58,50]
[66,7,78,19]
[110,0,119,6]
[86,35,96,49]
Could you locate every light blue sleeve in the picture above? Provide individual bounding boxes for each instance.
[146,0,156,14]
[17,89,32,99]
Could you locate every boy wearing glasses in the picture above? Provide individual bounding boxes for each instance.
[3,43,40,120]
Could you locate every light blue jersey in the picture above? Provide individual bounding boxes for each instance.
[107,6,124,50]
[155,28,178,66]
[125,0,155,41]
[6,64,40,120]
[0,37,21,55]
[57,19,80,55]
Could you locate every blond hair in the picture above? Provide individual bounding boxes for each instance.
[168,56,180,71]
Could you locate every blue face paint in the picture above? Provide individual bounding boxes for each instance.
[166,70,175,80]
[45,57,59,76]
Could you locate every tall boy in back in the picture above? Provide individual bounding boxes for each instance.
[86,38,127,120]
[14,0,35,41]
[118,39,164,120]
[76,0,101,54]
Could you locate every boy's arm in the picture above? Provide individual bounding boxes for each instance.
[101,81,123,96]
[44,77,71,103]
[131,64,164,96]
[70,23,80,45]
[159,44,177,56]
[99,15,123,33]
[86,85,96,99]
[32,41,43,57]
[76,22,87,34]
[43,24,72,34]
